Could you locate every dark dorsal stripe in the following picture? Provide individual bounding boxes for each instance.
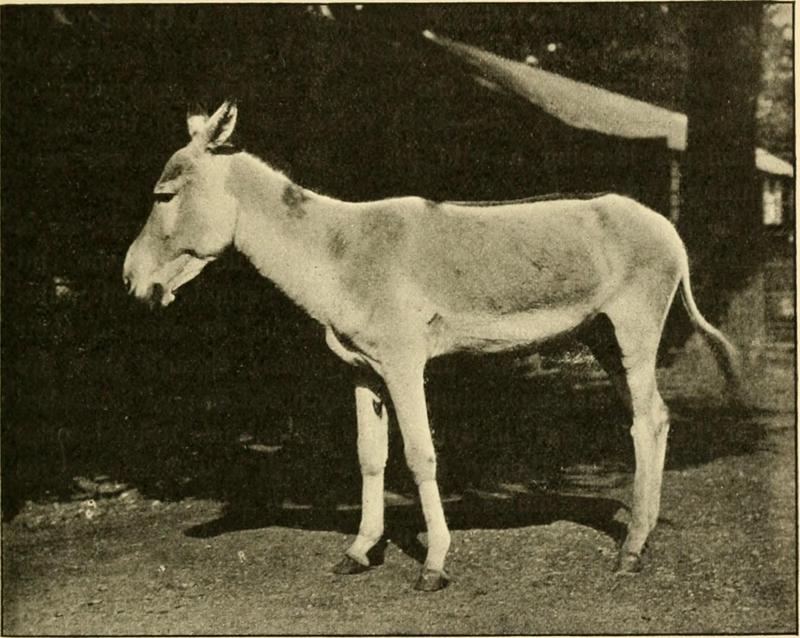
[442,191,613,207]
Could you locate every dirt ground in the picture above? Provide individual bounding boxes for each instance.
[2,349,796,635]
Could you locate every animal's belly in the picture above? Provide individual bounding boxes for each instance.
[430,305,595,357]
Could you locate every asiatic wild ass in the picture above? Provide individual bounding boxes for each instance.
[123,102,741,591]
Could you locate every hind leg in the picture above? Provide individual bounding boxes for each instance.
[605,294,674,573]
[648,392,670,531]
[616,357,660,572]
[581,314,632,416]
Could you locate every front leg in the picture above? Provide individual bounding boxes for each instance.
[333,374,389,574]
[383,360,451,592]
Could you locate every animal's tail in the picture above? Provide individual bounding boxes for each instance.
[678,259,744,403]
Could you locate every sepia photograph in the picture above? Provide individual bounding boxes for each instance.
[1,2,796,634]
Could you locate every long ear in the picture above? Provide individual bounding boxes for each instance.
[186,103,209,139]
[201,100,238,149]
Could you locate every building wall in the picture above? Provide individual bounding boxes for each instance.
[720,255,794,355]
[669,154,682,223]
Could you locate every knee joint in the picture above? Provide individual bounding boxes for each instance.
[405,450,436,484]
[357,433,388,475]
[359,460,386,477]
[629,398,669,437]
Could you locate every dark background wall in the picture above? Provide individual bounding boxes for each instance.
[0,4,786,520]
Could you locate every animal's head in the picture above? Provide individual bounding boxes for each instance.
[123,101,240,307]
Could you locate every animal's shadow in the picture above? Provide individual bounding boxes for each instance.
[184,488,629,566]
[179,345,764,565]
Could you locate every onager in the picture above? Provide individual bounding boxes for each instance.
[124,102,741,591]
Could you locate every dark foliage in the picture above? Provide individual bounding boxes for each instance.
[681,3,764,326]
[758,4,794,158]
[0,5,779,521]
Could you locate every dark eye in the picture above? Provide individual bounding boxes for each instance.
[154,192,176,204]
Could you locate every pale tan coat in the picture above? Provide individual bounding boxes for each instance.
[124,103,740,591]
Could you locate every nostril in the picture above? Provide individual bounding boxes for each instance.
[123,275,132,293]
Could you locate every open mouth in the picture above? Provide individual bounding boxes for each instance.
[153,254,214,307]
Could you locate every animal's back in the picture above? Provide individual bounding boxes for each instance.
[401,194,678,316]
[330,193,684,329]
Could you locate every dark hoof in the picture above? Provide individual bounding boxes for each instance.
[333,554,370,575]
[414,568,450,592]
[366,538,388,567]
[614,550,643,575]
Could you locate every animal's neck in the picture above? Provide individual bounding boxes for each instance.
[228,153,347,324]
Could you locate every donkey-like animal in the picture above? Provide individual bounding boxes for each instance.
[124,102,741,591]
